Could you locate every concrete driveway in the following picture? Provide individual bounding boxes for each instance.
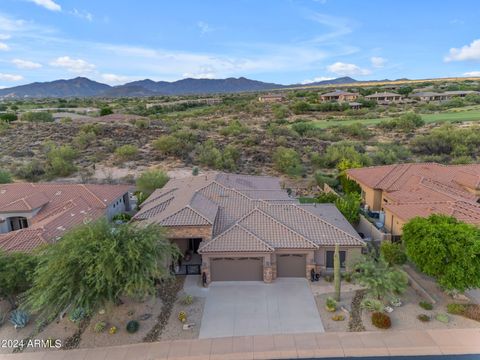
[199,278,324,338]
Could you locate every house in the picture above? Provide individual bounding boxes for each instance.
[258,94,285,103]
[411,90,480,102]
[365,92,403,103]
[346,163,480,237]
[133,172,364,284]
[0,183,132,252]
[320,90,359,102]
[349,102,362,110]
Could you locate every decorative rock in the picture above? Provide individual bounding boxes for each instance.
[139,313,152,321]
[384,306,394,313]
[183,323,195,330]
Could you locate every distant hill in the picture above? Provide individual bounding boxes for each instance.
[0,77,110,98]
[0,76,362,98]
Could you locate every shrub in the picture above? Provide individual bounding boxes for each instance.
[99,107,113,116]
[371,312,391,329]
[417,314,430,322]
[192,167,199,176]
[44,142,78,178]
[435,313,449,323]
[178,311,187,323]
[361,298,384,312]
[136,169,169,196]
[9,310,30,329]
[115,145,138,161]
[272,146,304,177]
[325,297,337,311]
[152,135,183,156]
[112,213,132,223]
[0,169,12,184]
[94,321,106,333]
[419,301,433,310]
[109,326,117,335]
[332,314,345,321]
[15,160,46,182]
[69,307,86,323]
[446,303,466,315]
[380,242,407,265]
[126,320,140,333]
[21,111,54,122]
[324,274,333,282]
[181,295,193,306]
[0,113,17,123]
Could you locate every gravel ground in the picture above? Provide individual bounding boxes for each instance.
[315,291,354,332]
[160,290,205,340]
[362,286,480,331]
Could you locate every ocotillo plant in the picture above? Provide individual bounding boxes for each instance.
[334,243,341,301]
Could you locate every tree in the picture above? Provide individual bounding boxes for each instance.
[272,146,304,177]
[397,86,413,97]
[352,256,408,301]
[0,169,12,184]
[334,192,361,224]
[115,144,138,161]
[136,169,169,196]
[0,252,37,308]
[99,107,113,116]
[380,242,407,265]
[44,142,78,178]
[0,113,17,123]
[23,220,180,321]
[334,244,341,301]
[402,214,480,291]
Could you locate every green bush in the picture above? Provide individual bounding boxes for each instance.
[435,313,449,323]
[99,107,113,116]
[380,242,407,265]
[419,301,433,310]
[325,296,337,311]
[126,320,140,334]
[446,303,466,315]
[417,314,430,322]
[115,145,138,161]
[371,312,391,329]
[0,169,12,184]
[272,146,304,177]
[361,298,384,312]
[21,112,54,122]
[44,142,78,178]
[0,113,17,123]
[94,321,107,333]
[136,169,169,196]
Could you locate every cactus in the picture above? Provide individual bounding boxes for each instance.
[334,243,341,302]
[9,310,30,329]
[68,307,86,323]
[109,326,117,334]
[94,321,106,333]
[126,320,140,334]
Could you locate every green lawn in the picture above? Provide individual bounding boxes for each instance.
[311,108,480,129]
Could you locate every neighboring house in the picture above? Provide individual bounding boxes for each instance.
[320,90,359,102]
[365,92,403,103]
[133,172,364,284]
[411,90,480,102]
[346,163,480,237]
[0,183,132,252]
[349,102,362,110]
[258,94,285,103]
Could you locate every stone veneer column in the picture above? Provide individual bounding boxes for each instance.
[201,258,211,286]
[263,266,273,283]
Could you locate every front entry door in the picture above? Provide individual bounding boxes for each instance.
[189,238,201,253]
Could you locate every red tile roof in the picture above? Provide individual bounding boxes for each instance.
[0,183,131,252]
[347,163,480,225]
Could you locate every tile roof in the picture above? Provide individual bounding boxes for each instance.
[136,172,364,253]
[0,183,131,252]
[347,163,480,225]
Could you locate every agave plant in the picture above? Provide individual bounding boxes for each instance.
[10,310,30,329]
[68,307,86,323]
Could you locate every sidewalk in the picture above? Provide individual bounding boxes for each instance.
[0,328,479,360]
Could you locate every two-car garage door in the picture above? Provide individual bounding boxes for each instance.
[210,257,263,281]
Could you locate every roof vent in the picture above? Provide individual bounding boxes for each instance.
[56,226,66,231]
[55,191,62,196]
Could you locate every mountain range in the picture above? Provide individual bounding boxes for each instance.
[0,76,359,98]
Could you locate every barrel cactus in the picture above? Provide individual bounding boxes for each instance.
[126,320,140,334]
[178,311,187,323]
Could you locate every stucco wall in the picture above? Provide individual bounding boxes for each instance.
[106,193,130,220]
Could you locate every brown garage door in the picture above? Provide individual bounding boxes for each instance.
[210,257,263,281]
[276,254,306,277]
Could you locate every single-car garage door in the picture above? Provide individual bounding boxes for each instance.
[277,254,306,278]
[210,257,263,281]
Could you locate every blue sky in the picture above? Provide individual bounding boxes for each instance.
[1,0,480,87]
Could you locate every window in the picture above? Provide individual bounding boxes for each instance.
[326,250,346,269]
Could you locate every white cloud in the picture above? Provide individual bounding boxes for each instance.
[70,9,93,22]
[100,73,135,85]
[463,71,480,77]
[445,39,480,62]
[12,58,42,69]
[0,34,10,40]
[308,13,353,43]
[27,0,61,12]
[301,76,334,84]
[0,42,9,51]
[0,73,23,81]
[197,21,213,35]
[371,56,386,68]
[182,67,216,79]
[50,56,95,74]
[326,62,371,76]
